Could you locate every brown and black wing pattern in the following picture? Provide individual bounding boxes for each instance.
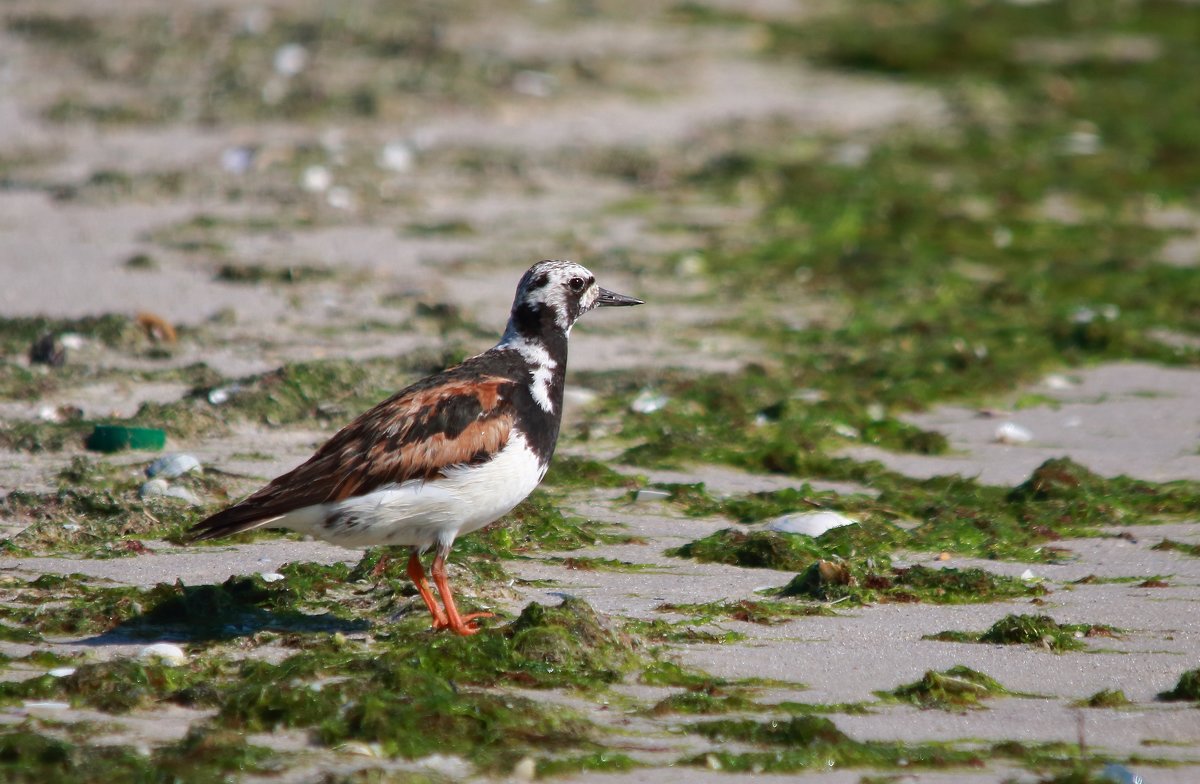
[188,362,521,542]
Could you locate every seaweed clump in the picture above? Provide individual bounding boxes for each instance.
[877,666,1012,710]
[1158,668,1200,702]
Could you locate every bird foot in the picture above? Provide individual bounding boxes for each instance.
[433,611,496,636]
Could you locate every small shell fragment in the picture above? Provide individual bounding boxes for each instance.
[994,422,1033,444]
[768,511,857,537]
[630,389,668,414]
[47,667,76,678]
[139,643,188,666]
[260,572,286,583]
[146,453,201,479]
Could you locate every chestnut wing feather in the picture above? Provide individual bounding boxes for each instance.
[189,375,516,541]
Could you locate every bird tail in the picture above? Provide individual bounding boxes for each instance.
[187,505,282,543]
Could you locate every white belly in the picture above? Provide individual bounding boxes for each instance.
[275,432,547,551]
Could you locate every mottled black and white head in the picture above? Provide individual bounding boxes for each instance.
[501,259,642,343]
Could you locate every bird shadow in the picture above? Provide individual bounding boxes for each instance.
[76,578,369,646]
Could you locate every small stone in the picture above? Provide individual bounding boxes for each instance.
[162,486,202,506]
[47,667,76,678]
[139,643,188,666]
[260,572,285,583]
[378,140,414,173]
[207,383,242,405]
[1043,374,1073,390]
[634,488,671,502]
[630,389,668,414]
[220,146,256,175]
[1020,569,1040,582]
[994,422,1033,444]
[273,43,308,77]
[146,453,201,479]
[767,511,857,537]
[511,756,536,781]
[139,478,170,498]
[302,165,332,193]
[326,186,355,211]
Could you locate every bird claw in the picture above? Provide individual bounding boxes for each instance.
[433,611,495,635]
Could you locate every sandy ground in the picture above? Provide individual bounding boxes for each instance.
[1,2,1199,782]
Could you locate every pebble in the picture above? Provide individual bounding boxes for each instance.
[994,422,1033,444]
[146,453,201,479]
[138,643,188,666]
[510,757,536,782]
[47,667,76,678]
[260,572,286,583]
[139,479,202,506]
[378,140,414,173]
[138,478,170,498]
[634,488,671,502]
[273,43,308,77]
[302,165,332,193]
[207,383,242,405]
[767,511,857,537]
[630,389,669,414]
[220,146,256,175]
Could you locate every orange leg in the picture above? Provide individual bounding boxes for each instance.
[430,548,494,636]
[406,550,449,629]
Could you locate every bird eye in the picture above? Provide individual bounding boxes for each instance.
[568,277,585,292]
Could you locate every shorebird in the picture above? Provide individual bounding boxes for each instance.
[189,260,642,634]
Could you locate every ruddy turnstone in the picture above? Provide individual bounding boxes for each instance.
[189,260,642,635]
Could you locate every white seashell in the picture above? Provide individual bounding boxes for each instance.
[139,643,188,666]
[47,667,76,678]
[994,422,1033,444]
[139,478,170,498]
[273,43,308,77]
[378,141,414,173]
[767,511,857,537]
[634,488,671,502]
[146,453,201,479]
[260,572,286,583]
[511,756,537,781]
[630,389,668,414]
[302,165,332,193]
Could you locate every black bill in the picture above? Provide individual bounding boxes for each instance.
[595,287,644,307]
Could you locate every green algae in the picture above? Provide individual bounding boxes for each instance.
[1,457,218,555]
[1074,688,1132,709]
[656,598,831,625]
[877,666,1016,710]
[0,659,210,713]
[926,613,1121,653]
[780,563,1044,605]
[536,752,641,777]
[664,459,1200,572]
[1157,668,1200,702]
[0,724,276,784]
[215,263,335,285]
[668,528,818,571]
[1151,538,1200,558]
[684,715,985,772]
